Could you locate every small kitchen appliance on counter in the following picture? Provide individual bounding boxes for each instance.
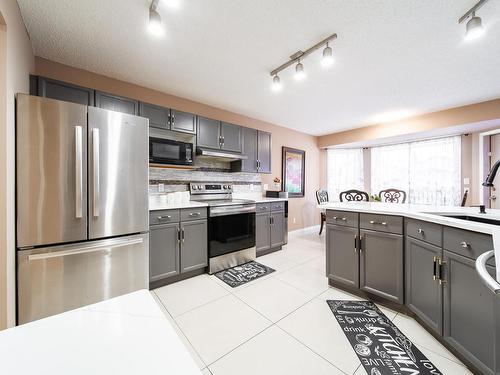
[265,191,289,198]
[190,183,256,273]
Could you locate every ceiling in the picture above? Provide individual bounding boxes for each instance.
[16,0,500,136]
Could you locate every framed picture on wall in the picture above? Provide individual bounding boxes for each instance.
[282,147,305,198]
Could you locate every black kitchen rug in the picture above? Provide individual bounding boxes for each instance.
[327,300,443,375]
[214,261,275,288]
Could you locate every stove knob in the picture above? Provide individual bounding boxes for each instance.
[192,185,197,190]
[198,185,204,190]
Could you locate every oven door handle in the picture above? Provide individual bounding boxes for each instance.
[210,205,256,217]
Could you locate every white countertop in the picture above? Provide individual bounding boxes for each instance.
[149,195,208,211]
[319,202,500,280]
[0,290,202,375]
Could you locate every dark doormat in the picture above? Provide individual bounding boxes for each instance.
[327,300,443,375]
[214,261,275,288]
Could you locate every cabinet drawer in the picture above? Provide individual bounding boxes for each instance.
[360,213,403,234]
[180,207,207,221]
[150,209,180,225]
[443,227,494,261]
[326,210,358,228]
[270,201,285,212]
[256,203,271,213]
[406,219,442,247]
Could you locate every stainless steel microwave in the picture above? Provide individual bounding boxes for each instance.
[149,137,194,165]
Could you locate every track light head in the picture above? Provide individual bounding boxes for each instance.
[271,75,282,92]
[294,61,305,81]
[148,8,164,36]
[321,43,334,67]
[465,14,484,41]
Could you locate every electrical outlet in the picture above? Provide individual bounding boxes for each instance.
[293,217,296,224]
[158,183,165,193]
[263,184,269,191]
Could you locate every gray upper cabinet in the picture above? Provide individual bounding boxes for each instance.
[359,229,404,303]
[220,122,242,153]
[180,219,207,273]
[443,250,497,375]
[326,224,359,288]
[197,117,221,149]
[171,109,196,134]
[37,76,95,106]
[95,91,139,115]
[139,102,169,129]
[240,127,258,172]
[257,131,271,173]
[405,236,443,334]
[149,223,180,282]
[256,213,271,254]
[270,211,285,249]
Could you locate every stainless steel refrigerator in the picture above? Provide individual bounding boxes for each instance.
[16,94,149,324]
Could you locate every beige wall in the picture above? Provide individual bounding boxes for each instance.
[35,58,321,231]
[0,0,34,329]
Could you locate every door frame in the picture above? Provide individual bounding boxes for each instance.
[0,12,7,330]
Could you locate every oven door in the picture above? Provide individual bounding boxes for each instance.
[149,137,193,165]
[208,211,256,258]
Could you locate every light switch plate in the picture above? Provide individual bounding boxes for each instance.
[463,177,470,185]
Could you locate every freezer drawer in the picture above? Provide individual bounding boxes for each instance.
[17,233,149,324]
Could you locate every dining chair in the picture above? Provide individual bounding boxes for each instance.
[339,189,369,202]
[316,190,329,235]
[379,188,407,203]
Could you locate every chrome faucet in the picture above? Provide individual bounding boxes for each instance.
[483,159,500,187]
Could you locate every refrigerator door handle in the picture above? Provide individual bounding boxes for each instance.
[92,128,100,217]
[27,237,144,261]
[75,126,83,219]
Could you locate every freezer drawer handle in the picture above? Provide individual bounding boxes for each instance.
[475,250,500,294]
[27,238,144,261]
[92,128,100,217]
[75,126,83,219]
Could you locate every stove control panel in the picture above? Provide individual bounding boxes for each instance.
[190,183,233,194]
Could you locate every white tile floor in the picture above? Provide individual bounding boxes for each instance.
[152,228,473,375]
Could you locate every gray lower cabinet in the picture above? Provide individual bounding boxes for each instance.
[257,131,271,173]
[149,223,180,282]
[95,91,139,115]
[359,229,403,303]
[256,213,271,254]
[36,76,95,106]
[180,219,208,273]
[442,250,497,375]
[326,224,359,288]
[405,236,443,334]
[270,211,285,249]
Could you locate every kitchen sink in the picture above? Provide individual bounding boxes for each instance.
[436,214,500,226]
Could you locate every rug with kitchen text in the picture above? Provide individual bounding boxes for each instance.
[214,261,275,287]
[327,300,442,375]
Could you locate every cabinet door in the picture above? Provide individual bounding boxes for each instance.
[359,229,403,303]
[240,127,258,172]
[95,91,138,115]
[257,131,271,173]
[171,109,196,134]
[270,211,285,249]
[220,122,242,153]
[256,213,271,255]
[405,237,443,334]
[149,223,180,282]
[180,220,208,273]
[197,117,221,149]
[139,102,169,129]
[326,224,359,288]
[37,77,95,106]
[443,250,496,375]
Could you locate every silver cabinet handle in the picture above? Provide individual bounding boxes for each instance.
[460,241,470,248]
[369,220,387,225]
[75,126,83,219]
[333,216,347,221]
[476,250,500,293]
[189,212,201,217]
[176,228,181,243]
[417,228,424,234]
[92,128,100,217]
[260,206,268,210]
[157,215,172,220]
[28,238,144,261]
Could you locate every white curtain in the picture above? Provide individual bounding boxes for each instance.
[327,148,364,201]
[370,136,461,206]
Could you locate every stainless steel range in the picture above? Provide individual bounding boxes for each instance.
[190,183,256,273]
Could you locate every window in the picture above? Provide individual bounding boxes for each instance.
[327,148,364,201]
[371,136,461,206]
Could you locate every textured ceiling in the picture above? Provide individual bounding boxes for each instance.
[17,0,500,135]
